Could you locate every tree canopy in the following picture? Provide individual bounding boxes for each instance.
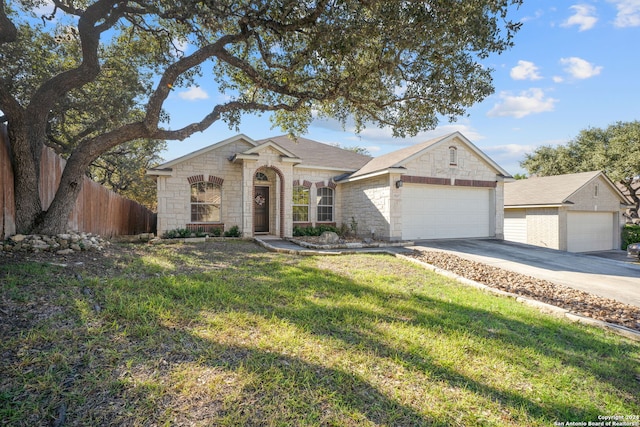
[1,0,522,234]
[520,120,640,216]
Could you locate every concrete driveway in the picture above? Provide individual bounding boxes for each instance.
[407,239,640,308]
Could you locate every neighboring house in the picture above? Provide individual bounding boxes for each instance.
[504,171,630,252]
[147,132,511,241]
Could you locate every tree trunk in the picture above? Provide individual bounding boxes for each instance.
[35,152,90,235]
[10,126,43,233]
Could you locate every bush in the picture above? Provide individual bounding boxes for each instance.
[223,225,241,237]
[293,225,338,237]
[621,224,640,249]
[162,228,192,239]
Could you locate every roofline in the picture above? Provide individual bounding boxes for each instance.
[155,133,257,169]
[146,168,173,177]
[294,164,361,173]
[244,139,299,158]
[397,132,512,178]
[337,167,407,183]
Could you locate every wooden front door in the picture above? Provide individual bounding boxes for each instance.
[254,186,269,233]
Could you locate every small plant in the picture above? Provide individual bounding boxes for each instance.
[338,222,350,238]
[223,225,241,237]
[349,217,358,236]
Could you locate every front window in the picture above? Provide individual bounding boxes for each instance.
[317,187,334,222]
[190,182,221,222]
[292,185,309,222]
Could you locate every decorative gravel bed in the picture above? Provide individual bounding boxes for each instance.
[408,249,640,333]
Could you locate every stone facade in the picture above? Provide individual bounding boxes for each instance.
[150,133,509,241]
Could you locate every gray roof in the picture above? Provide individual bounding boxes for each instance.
[256,135,372,171]
[349,132,510,179]
[349,135,445,178]
[504,171,606,206]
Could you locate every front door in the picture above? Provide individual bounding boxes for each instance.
[254,186,269,233]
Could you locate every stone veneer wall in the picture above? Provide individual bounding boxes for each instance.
[156,139,249,236]
[340,175,393,240]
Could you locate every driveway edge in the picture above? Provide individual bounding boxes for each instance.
[396,254,640,343]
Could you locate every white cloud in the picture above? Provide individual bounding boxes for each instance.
[561,4,598,31]
[178,86,209,101]
[608,0,640,27]
[510,60,543,81]
[559,57,603,79]
[487,88,558,119]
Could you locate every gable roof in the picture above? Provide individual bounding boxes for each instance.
[150,134,258,171]
[504,171,629,206]
[255,135,372,171]
[348,132,510,179]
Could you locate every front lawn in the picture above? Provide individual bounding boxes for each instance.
[1,240,639,426]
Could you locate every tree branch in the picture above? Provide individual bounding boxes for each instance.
[0,2,17,44]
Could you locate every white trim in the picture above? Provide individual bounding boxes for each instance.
[146,168,173,176]
[337,167,406,183]
[153,134,257,170]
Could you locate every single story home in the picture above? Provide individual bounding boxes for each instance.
[147,132,511,241]
[504,171,630,252]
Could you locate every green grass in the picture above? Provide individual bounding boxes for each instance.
[1,241,639,426]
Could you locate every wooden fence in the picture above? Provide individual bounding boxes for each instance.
[0,124,156,239]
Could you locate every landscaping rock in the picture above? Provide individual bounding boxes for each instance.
[318,231,340,244]
[2,231,110,254]
[408,249,640,333]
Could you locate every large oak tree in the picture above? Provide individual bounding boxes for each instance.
[521,121,640,217]
[1,0,522,234]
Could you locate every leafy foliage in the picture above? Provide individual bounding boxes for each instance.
[1,0,522,233]
[622,225,640,249]
[223,225,241,238]
[521,121,640,216]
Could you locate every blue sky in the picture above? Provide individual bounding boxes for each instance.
[136,2,640,175]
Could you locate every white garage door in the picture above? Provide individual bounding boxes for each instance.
[567,211,614,252]
[402,184,491,240]
[504,209,527,244]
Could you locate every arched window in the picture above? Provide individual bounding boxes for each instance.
[449,146,458,166]
[317,187,334,222]
[255,172,269,181]
[292,185,309,222]
[190,182,221,222]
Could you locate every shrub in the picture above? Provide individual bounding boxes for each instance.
[621,224,640,249]
[162,228,192,239]
[293,225,338,237]
[223,225,241,237]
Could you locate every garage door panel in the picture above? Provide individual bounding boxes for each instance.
[567,212,613,252]
[504,209,527,244]
[402,185,491,240]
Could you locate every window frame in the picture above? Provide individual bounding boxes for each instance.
[190,181,222,223]
[316,187,334,222]
[292,185,310,222]
[449,146,458,166]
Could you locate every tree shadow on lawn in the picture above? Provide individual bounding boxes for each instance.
[4,245,638,425]
[90,251,640,424]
